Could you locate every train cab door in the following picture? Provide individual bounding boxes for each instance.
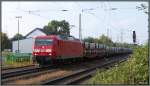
[57,40,62,57]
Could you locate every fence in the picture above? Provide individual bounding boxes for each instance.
[5,53,32,64]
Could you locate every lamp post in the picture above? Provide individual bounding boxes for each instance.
[16,16,22,53]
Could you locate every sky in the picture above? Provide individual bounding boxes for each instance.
[2,1,148,45]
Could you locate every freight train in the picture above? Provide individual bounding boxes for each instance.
[32,35,132,66]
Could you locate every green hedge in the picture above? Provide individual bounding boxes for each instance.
[5,53,32,63]
[89,45,148,84]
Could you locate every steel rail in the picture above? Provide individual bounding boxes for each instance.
[2,65,37,74]
[1,65,54,79]
[1,68,60,84]
[2,65,35,70]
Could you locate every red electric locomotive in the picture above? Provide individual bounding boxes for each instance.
[32,35,84,66]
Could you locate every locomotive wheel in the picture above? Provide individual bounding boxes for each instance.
[36,57,46,67]
[38,60,45,67]
[73,58,77,63]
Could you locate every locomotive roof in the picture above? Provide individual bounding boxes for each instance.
[35,35,57,38]
[35,35,80,41]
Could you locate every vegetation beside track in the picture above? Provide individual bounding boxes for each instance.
[2,62,33,69]
[89,44,148,84]
[2,52,33,68]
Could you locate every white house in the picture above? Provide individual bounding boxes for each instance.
[12,28,47,53]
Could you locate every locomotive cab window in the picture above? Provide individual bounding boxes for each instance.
[35,38,53,46]
[68,36,74,40]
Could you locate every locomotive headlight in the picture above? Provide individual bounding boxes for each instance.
[34,49,40,52]
[46,49,52,52]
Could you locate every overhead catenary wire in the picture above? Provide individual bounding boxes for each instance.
[75,2,120,41]
[16,8,51,20]
[75,3,107,26]
[15,3,141,44]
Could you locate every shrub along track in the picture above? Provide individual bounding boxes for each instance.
[1,54,130,85]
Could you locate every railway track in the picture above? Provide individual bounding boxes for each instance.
[2,65,35,70]
[1,65,58,84]
[2,65,37,74]
[1,59,94,84]
[41,55,128,85]
[1,54,130,85]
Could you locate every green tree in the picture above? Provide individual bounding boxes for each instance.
[11,33,24,41]
[0,32,12,51]
[83,34,114,46]
[98,34,113,46]
[43,20,70,35]
[59,20,70,35]
[114,42,135,48]
[83,37,96,43]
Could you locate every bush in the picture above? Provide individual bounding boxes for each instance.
[89,45,148,84]
[2,53,33,68]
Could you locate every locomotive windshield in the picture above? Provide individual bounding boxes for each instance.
[35,38,53,46]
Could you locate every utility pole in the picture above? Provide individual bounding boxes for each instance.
[121,29,123,43]
[79,13,82,40]
[107,28,109,38]
[78,8,95,41]
[149,20,150,79]
[148,20,150,79]
[116,35,119,43]
[110,29,112,39]
[16,16,22,53]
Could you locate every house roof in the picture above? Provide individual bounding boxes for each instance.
[12,28,48,42]
[24,28,47,38]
